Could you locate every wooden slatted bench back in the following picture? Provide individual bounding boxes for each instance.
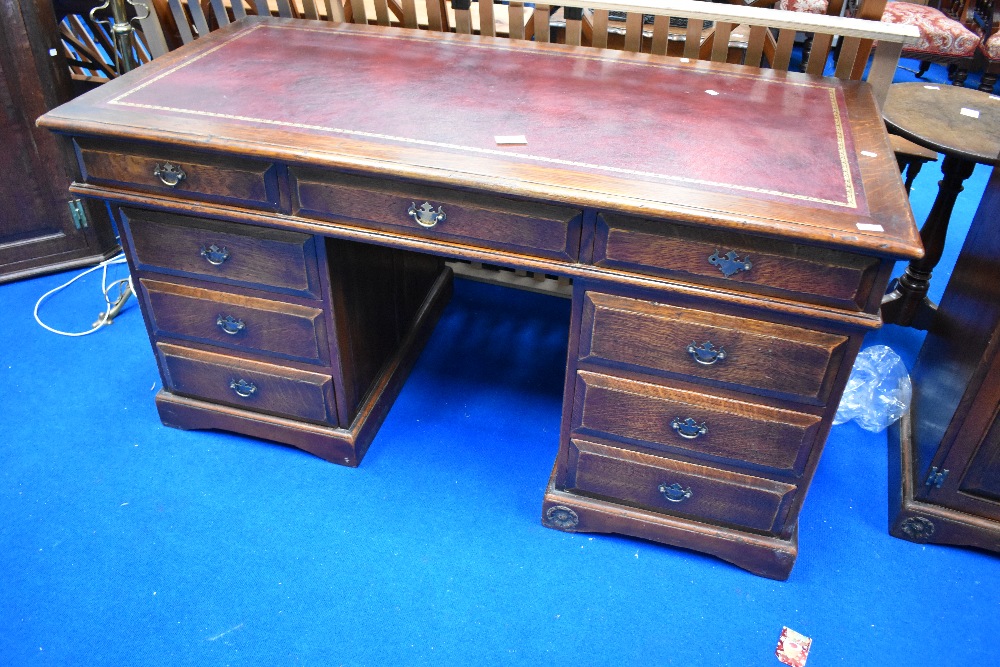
[132,0,918,107]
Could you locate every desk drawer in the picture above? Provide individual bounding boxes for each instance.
[142,279,329,364]
[573,371,821,474]
[158,343,337,425]
[291,169,581,262]
[77,139,279,208]
[580,292,848,404]
[565,439,797,534]
[594,213,880,310]
[121,208,322,299]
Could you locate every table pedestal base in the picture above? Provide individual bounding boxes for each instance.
[881,154,974,329]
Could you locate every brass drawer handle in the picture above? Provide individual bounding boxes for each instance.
[200,244,230,266]
[229,378,257,398]
[407,201,446,228]
[216,314,246,335]
[658,482,693,503]
[671,417,708,439]
[153,162,186,188]
[687,341,726,366]
[708,249,752,278]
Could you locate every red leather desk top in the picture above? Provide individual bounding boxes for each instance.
[39,18,921,258]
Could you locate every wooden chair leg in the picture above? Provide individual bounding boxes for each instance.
[901,159,928,194]
[890,134,939,196]
[979,72,998,93]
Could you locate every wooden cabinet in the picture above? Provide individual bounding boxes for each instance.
[0,0,117,282]
[890,163,1000,551]
[38,18,922,579]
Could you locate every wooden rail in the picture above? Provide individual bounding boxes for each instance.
[122,0,919,108]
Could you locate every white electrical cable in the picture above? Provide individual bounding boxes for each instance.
[33,253,133,337]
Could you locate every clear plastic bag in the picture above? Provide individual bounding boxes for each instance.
[833,345,912,433]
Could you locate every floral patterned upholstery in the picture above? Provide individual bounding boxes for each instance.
[777,0,830,14]
[881,1,981,57]
[984,30,1000,60]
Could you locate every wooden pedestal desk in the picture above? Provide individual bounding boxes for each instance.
[38,17,922,579]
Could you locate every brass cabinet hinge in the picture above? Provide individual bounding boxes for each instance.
[925,466,949,489]
[68,199,88,229]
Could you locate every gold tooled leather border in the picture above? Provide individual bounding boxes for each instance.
[110,22,858,209]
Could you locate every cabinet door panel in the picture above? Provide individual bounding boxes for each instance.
[961,414,1000,507]
[0,0,116,282]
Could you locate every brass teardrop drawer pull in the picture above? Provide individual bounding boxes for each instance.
[229,378,257,398]
[658,482,693,503]
[687,341,727,366]
[708,249,752,278]
[407,201,446,228]
[671,417,708,439]
[216,314,246,335]
[153,162,187,188]
[200,244,230,266]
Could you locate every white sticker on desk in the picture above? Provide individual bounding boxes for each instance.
[495,135,528,145]
[679,58,690,63]
[857,223,885,232]
[960,108,981,119]
[992,95,1000,101]
[923,85,941,90]
[861,151,878,158]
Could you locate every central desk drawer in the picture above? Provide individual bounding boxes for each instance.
[573,371,821,474]
[121,208,322,299]
[142,279,329,364]
[77,138,279,208]
[565,439,797,535]
[580,292,848,404]
[594,213,881,311]
[158,343,337,425]
[290,169,582,262]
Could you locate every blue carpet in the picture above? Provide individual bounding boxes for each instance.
[2,62,998,666]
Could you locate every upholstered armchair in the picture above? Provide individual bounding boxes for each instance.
[880,0,981,85]
[971,0,999,92]
[777,0,837,12]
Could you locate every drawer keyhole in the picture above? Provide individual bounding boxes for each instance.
[229,378,257,398]
[658,482,693,503]
[671,417,708,439]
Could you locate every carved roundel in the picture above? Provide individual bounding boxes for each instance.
[546,505,579,529]
[901,516,936,541]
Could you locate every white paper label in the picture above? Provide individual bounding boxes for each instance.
[960,108,980,119]
[49,48,58,56]
[494,135,527,145]
[861,151,878,158]
[857,223,885,232]
[923,85,941,90]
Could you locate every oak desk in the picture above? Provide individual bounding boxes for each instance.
[39,17,922,579]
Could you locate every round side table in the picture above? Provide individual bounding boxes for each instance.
[881,83,1000,330]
